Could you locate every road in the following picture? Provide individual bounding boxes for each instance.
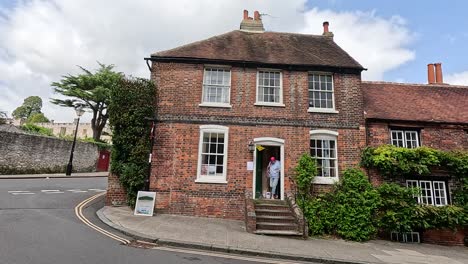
[0,177,305,264]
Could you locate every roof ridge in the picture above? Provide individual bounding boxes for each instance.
[363,80,468,89]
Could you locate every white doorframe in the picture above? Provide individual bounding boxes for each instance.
[252,137,285,200]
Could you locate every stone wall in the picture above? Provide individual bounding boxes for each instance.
[0,131,98,174]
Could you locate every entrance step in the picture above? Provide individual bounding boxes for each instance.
[253,199,302,237]
[257,222,298,231]
[254,230,303,236]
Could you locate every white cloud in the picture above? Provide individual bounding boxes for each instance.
[300,8,415,80]
[445,71,468,86]
[0,0,414,121]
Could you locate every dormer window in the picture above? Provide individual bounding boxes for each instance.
[308,73,337,113]
[390,129,420,148]
[200,67,231,107]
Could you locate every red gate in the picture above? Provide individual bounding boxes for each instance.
[97,150,110,171]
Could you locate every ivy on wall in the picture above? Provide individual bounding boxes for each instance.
[108,77,156,207]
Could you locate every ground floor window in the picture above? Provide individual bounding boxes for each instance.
[196,125,229,183]
[406,179,448,206]
[310,130,339,184]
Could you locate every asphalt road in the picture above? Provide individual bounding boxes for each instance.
[0,177,303,264]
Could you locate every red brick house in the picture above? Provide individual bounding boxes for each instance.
[142,11,366,224]
[363,63,468,205]
[107,10,466,239]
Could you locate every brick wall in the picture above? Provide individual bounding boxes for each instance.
[150,123,364,220]
[422,227,467,246]
[0,130,98,174]
[106,172,127,206]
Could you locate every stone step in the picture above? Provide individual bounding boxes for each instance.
[255,205,291,211]
[254,199,287,205]
[256,215,296,224]
[254,229,303,236]
[255,209,292,217]
[256,222,298,231]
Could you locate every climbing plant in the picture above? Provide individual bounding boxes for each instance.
[108,77,156,207]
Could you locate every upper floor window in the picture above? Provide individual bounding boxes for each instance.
[256,70,283,106]
[390,129,420,148]
[308,73,336,113]
[406,180,448,206]
[201,68,231,107]
[196,125,229,183]
[310,130,339,184]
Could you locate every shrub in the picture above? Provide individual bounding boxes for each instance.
[20,123,54,137]
[108,77,156,207]
[414,205,468,230]
[376,183,418,233]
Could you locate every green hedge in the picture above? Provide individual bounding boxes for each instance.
[108,77,156,207]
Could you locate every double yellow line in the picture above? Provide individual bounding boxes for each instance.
[75,192,131,245]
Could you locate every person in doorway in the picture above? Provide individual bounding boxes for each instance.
[267,156,280,199]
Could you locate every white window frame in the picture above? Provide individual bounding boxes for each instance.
[405,180,448,206]
[195,125,229,184]
[199,67,232,108]
[390,129,420,148]
[307,72,338,114]
[310,130,339,184]
[255,69,285,107]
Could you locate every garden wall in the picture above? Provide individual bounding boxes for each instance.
[0,130,98,174]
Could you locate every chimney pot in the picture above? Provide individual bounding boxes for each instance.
[323,21,329,33]
[243,10,248,20]
[427,63,435,84]
[435,63,443,84]
[254,11,261,21]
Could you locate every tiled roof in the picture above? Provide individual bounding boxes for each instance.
[362,81,468,124]
[152,30,364,70]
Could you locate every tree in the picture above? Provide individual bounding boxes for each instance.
[27,113,50,123]
[51,63,123,141]
[12,96,43,119]
[0,111,7,124]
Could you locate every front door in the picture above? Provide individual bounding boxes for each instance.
[252,138,284,200]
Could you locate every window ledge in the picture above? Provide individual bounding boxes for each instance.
[254,102,286,107]
[195,178,228,184]
[199,103,232,108]
[308,108,339,114]
[313,177,338,185]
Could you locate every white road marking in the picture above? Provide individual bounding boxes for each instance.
[68,189,88,193]
[8,191,31,193]
[44,192,64,194]
[41,190,60,192]
[88,189,106,192]
[11,192,35,195]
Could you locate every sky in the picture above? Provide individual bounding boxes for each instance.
[0,0,467,122]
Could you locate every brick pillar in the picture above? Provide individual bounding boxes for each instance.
[106,172,127,206]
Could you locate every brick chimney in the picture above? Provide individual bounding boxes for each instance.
[434,63,443,84]
[427,63,435,84]
[240,10,264,32]
[322,21,334,39]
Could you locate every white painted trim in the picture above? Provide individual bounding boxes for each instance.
[253,137,285,145]
[198,103,232,108]
[313,176,339,185]
[196,125,229,183]
[308,108,339,114]
[309,130,339,136]
[255,70,283,105]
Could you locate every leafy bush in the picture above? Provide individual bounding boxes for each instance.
[108,77,156,207]
[414,205,468,230]
[301,168,381,241]
[376,183,418,233]
[20,123,54,137]
[294,154,317,197]
[332,169,381,241]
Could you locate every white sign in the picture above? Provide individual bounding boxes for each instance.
[134,191,156,216]
[247,161,254,171]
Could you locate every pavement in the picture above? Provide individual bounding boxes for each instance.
[0,171,108,179]
[98,206,468,264]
